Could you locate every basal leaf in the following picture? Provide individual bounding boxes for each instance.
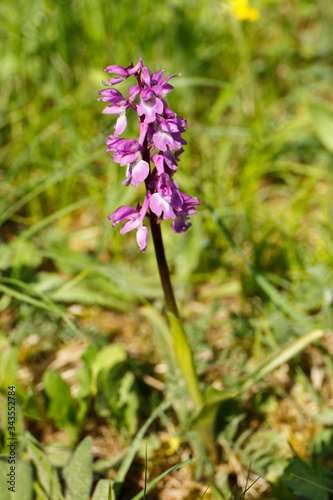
[63,437,93,500]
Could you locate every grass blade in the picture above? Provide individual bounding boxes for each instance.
[13,195,102,242]
[0,154,100,227]
[240,329,325,391]
[199,485,210,500]
[0,277,80,334]
[205,202,311,326]
[291,474,333,494]
[143,441,148,500]
[113,400,171,498]
[130,457,198,500]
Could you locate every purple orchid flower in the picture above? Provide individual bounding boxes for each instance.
[172,193,200,234]
[99,60,199,252]
[150,69,180,98]
[150,173,183,220]
[108,192,151,252]
[151,149,183,175]
[152,116,187,152]
[103,58,143,85]
[98,88,131,136]
[137,88,164,124]
[106,138,149,188]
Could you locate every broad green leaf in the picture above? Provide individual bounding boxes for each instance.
[169,312,204,411]
[45,445,73,469]
[0,458,12,500]
[91,344,127,394]
[63,437,93,500]
[0,459,36,500]
[91,479,114,500]
[281,456,332,500]
[192,387,239,428]
[119,371,139,434]
[0,343,19,392]
[81,344,98,367]
[140,306,174,371]
[16,459,34,500]
[42,371,76,429]
[23,436,64,500]
[76,344,97,400]
[11,240,43,272]
[0,243,13,271]
[95,366,139,434]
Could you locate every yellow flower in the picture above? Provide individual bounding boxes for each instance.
[230,0,259,22]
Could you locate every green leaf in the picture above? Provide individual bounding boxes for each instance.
[0,458,12,500]
[42,370,77,439]
[240,329,325,391]
[169,312,204,411]
[95,366,139,434]
[0,243,13,271]
[63,437,93,500]
[309,102,333,153]
[140,306,175,374]
[76,344,97,400]
[0,342,19,392]
[91,344,127,395]
[16,459,34,500]
[281,456,332,500]
[23,435,64,500]
[11,240,43,273]
[192,387,239,428]
[91,479,114,500]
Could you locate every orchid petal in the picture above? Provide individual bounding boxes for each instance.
[150,193,175,219]
[114,115,127,136]
[131,160,149,187]
[136,225,148,252]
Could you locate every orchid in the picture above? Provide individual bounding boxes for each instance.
[99,58,199,252]
[99,60,204,422]
[108,192,150,252]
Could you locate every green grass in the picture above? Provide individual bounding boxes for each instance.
[1,0,333,498]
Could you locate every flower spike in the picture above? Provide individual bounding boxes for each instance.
[99,60,199,252]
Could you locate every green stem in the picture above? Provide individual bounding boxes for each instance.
[150,216,179,316]
[150,215,204,412]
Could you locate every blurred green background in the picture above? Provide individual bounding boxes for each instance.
[1,0,333,498]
